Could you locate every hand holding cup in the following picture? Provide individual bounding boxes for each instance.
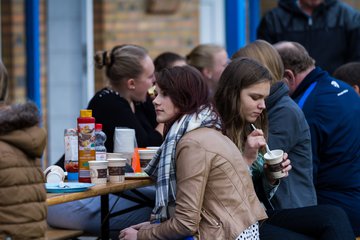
[264,151,292,184]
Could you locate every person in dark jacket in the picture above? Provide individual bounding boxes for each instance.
[275,41,360,236]
[257,0,360,74]
[232,40,317,210]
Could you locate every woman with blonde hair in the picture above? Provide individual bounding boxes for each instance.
[186,44,228,97]
[49,44,162,239]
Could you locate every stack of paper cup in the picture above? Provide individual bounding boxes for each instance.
[89,160,108,184]
[139,149,157,171]
[113,127,136,165]
[107,153,127,183]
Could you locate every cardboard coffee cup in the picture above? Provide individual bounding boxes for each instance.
[89,160,108,184]
[107,153,127,183]
[264,149,286,179]
[138,149,157,171]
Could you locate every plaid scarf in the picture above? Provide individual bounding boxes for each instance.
[145,106,221,222]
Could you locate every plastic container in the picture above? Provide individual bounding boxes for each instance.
[64,128,79,181]
[77,109,96,183]
[95,123,107,161]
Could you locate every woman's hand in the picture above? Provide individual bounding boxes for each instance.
[264,152,292,184]
[131,221,151,230]
[243,128,267,166]
[119,227,138,240]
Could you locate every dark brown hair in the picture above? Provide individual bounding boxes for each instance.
[333,62,360,89]
[156,65,214,134]
[154,52,185,72]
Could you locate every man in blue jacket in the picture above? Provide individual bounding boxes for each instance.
[274,41,360,236]
[258,0,360,74]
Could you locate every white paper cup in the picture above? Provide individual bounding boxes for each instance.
[264,149,286,179]
[146,146,160,151]
[89,160,108,184]
[107,158,127,183]
[139,149,157,171]
[114,128,135,151]
[44,165,65,183]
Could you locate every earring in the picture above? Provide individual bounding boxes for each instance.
[131,86,135,90]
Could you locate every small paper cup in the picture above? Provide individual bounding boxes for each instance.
[89,160,108,184]
[138,149,157,171]
[108,158,127,183]
[264,149,286,179]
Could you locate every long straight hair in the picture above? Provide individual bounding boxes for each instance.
[214,58,272,151]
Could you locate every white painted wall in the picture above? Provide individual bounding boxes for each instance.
[47,0,93,165]
[199,0,225,47]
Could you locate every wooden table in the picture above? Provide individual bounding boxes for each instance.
[47,179,154,239]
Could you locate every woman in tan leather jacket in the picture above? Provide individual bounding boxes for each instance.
[119,65,267,240]
[0,60,47,239]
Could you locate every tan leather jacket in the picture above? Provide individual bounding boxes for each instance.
[138,128,267,240]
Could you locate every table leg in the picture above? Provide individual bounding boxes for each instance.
[101,194,109,240]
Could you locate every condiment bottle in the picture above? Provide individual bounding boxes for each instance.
[77,109,95,183]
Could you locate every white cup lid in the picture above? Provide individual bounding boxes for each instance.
[47,171,63,183]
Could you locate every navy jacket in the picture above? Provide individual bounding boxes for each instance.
[292,67,360,235]
[257,0,360,73]
[266,82,317,209]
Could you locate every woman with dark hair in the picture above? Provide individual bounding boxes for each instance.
[119,65,267,240]
[153,51,186,72]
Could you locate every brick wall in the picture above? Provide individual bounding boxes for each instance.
[93,0,199,91]
[1,0,26,103]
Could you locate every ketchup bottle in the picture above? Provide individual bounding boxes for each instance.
[77,109,96,183]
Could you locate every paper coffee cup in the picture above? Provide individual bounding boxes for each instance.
[107,157,127,183]
[44,165,65,183]
[138,149,157,171]
[264,149,286,179]
[89,160,108,184]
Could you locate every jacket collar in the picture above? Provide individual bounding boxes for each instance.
[0,102,40,135]
[291,66,329,99]
[265,81,290,110]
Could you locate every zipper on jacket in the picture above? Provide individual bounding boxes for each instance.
[201,209,220,226]
[308,16,313,26]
